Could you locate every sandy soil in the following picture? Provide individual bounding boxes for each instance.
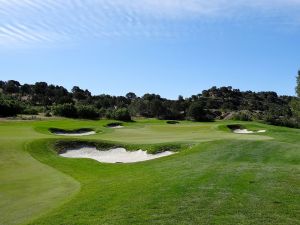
[60,147,175,163]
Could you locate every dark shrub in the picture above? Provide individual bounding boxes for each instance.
[45,111,52,117]
[77,105,99,119]
[22,107,39,115]
[264,115,300,129]
[187,102,214,122]
[113,108,131,121]
[52,103,77,118]
[105,109,113,119]
[98,108,107,118]
[0,95,23,117]
[231,111,253,121]
[106,108,131,121]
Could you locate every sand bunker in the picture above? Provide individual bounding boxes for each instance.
[233,129,254,134]
[110,125,123,129]
[60,147,175,163]
[55,131,96,136]
[50,128,96,136]
[227,125,266,134]
[257,130,267,133]
[233,129,266,134]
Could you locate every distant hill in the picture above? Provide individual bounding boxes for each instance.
[0,79,299,128]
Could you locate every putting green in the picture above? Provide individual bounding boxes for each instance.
[0,119,299,225]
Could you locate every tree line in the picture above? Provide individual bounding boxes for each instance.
[0,73,300,128]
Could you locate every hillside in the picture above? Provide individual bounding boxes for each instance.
[1,80,300,128]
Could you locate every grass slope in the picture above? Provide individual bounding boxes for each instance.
[0,119,299,225]
[0,121,80,225]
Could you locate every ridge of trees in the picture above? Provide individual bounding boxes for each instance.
[0,74,299,128]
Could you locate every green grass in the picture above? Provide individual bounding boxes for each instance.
[0,118,299,225]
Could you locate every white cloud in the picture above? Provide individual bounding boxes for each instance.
[0,0,300,46]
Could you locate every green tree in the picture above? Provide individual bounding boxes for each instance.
[52,103,77,118]
[20,84,32,95]
[72,86,91,101]
[126,92,137,100]
[187,102,212,122]
[32,82,49,106]
[296,70,300,97]
[77,105,99,119]
[0,95,23,116]
[112,108,131,121]
[290,98,300,118]
[290,70,300,119]
[4,80,21,94]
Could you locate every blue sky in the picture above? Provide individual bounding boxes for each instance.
[0,0,299,99]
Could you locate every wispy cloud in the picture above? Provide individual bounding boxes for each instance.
[0,0,300,46]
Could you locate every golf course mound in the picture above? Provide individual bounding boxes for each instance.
[105,122,123,128]
[227,124,266,134]
[49,128,96,136]
[167,121,180,124]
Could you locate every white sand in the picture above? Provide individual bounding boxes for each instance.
[54,131,96,136]
[233,129,254,134]
[233,129,266,134]
[257,130,267,133]
[60,147,175,163]
[109,126,123,129]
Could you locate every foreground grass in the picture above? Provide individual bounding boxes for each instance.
[0,121,80,225]
[0,119,299,225]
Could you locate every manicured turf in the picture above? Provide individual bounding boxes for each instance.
[0,119,299,225]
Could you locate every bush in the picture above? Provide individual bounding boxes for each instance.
[44,111,52,117]
[231,111,253,121]
[264,115,300,129]
[98,108,107,118]
[187,102,214,122]
[0,96,23,117]
[77,105,99,119]
[106,108,132,121]
[290,98,300,118]
[105,109,113,119]
[52,103,77,118]
[22,107,39,115]
[112,108,132,121]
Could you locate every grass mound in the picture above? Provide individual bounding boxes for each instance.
[227,124,245,130]
[54,140,118,154]
[49,127,94,134]
[54,139,185,155]
[166,121,180,124]
[105,122,123,128]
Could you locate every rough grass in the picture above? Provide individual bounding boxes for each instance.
[0,119,299,225]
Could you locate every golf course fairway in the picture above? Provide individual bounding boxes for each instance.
[0,119,299,225]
